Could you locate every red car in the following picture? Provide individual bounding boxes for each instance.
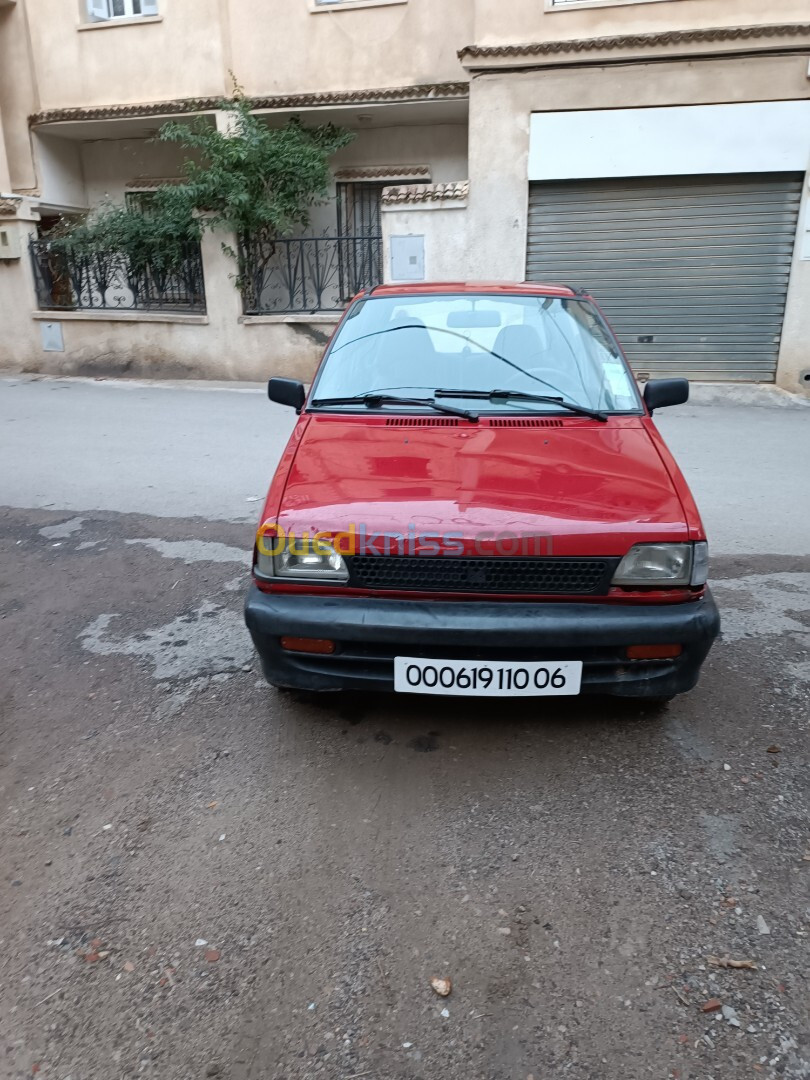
[245,282,719,701]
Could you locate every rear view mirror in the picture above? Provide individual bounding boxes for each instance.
[268,377,306,411]
[447,310,502,328]
[643,378,689,413]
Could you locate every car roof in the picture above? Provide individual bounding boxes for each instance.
[365,281,582,299]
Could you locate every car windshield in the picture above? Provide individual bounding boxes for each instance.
[310,292,642,414]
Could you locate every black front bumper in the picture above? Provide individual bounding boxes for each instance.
[245,586,720,698]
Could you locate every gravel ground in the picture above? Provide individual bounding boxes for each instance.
[1,507,808,1080]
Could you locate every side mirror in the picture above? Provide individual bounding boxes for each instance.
[643,378,689,414]
[268,377,306,411]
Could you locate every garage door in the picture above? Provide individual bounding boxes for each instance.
[526,174,803,381]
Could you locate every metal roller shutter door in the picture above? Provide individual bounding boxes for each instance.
[526,174,803,381]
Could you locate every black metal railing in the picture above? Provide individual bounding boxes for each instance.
[240,233,382,315]
[29,238,206,314]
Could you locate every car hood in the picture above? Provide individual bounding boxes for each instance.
[273,415,688,557]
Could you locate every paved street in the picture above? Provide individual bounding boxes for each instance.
[1,376,809,1080]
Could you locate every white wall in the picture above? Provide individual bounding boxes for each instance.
[76,123,468,234]
[0,225,336,382]
[305,123,468,235]
[467,52,810,283]
[529,101,810,181]
[0,119,470,382]
[382,201,468,283]
[332,123,468,185]
[0,107,11,190]
[464,53,810,394]
[35,134,87,209]
[0,215,42,375]
[778,177,810,394]
[526,99,810,393]
[80,137,193,206]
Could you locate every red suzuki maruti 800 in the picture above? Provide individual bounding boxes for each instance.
[245,283,720,702]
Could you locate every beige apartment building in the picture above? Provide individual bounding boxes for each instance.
[0,0,809,392]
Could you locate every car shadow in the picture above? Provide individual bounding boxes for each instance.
[292,686,672,738]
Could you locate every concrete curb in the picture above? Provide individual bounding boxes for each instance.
[680,383,810,410]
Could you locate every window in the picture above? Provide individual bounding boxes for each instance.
[87,0,158,21]
[125,190,158,214]
[547,0,683,9]
[311,0,408,11]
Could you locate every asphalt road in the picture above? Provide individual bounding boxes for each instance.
[1,376,809,1080]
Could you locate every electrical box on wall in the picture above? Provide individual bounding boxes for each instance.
[390,235,425,281]
[0,225,22,259]
[40,322,64,352]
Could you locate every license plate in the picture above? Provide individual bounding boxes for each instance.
[394,657,582,697]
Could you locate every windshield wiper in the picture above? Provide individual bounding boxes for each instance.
[310,393,479,423]
[434,388,607,422]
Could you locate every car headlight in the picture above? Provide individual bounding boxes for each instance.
[255,536,349,581]
[612,542,707,587]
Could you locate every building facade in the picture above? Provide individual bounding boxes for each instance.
[1,0,809,392]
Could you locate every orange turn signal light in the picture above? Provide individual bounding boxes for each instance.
[626,644,682,660]
[280,636,336,655]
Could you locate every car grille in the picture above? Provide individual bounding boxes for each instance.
[346,556,619,595]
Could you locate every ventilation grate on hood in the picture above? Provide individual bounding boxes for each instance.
[487,418,564,428]
[383,417,571,428]
[385,417,460,427]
